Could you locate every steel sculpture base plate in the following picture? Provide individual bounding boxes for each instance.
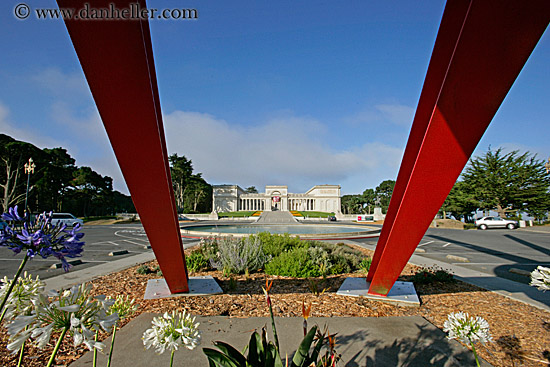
[144,276,223,300]
[337,278,420,307]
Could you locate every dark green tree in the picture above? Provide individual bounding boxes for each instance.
[245,186,258,194]
[169,153,212,213]
[169,154,193,211]
[441,181,478,222]
[340,194,363,214]
[375,179,396,213]
[0,134,44,213]
[361,188,376,214]
[461,148,550,219]
[68,166,114,217]
[34,148,76,213]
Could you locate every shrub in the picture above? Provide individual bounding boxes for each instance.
[265,241,367,277]
[412,266,455,284]
[186,250,209,272]
[251,232,304,258]
[136,265,152,275]
[265,247,321,278]
[359,258,372,273]
[316,242,365,274]
[210,236,269,275]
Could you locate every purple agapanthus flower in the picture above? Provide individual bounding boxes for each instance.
[0,207,85,272]
[1,205,27,222]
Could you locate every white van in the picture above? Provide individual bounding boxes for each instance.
[50,213,84,228]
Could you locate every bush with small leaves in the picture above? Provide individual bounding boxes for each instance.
[186,250,209,273]
[136,265,152,275]
[265,247,321,278]
[251,232,305,258]
[209,236,269,275]
[412,266,454,284]
[359,258,372,273]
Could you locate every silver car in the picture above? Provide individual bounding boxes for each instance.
[475,216,517,230]
[50,213,84,228]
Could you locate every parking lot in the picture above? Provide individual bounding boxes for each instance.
[1,222,548,287]
[0,223,200,280]
[355,226,550,285]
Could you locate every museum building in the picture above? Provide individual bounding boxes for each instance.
[212,185,341,213]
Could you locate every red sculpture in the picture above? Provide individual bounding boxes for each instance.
[57,0,549,296]
[57,0,189,293]
[368,0,550,295]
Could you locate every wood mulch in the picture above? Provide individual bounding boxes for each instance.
[1,245,549,366]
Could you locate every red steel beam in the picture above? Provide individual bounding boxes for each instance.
[57,0,189,293]
[367,0,472,281]
[368,0,549,295]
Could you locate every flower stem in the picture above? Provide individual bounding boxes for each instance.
[93,330,98,367]
[0,307,8,325]
[106,323,118,367]
[170,349,175,367]
[0,255,29,319]
[17,339,25,367]
[47,326,68,367]
[471,342,480,367]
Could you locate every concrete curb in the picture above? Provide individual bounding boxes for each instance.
[43,252,156,292]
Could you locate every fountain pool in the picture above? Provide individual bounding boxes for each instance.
[180,223,380,240]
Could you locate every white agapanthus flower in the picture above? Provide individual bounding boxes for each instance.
[443,312,493,345]
[107,295,138,320]
[0,271,45,321]
[7,282,118,354]
[530,266,550,291]
[142,310,201,355]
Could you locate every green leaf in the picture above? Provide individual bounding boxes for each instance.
[309,328,326,364]
[203,347,240,367]
[247,331,263,366]
[213,341,248,366]
[291,326,318,367]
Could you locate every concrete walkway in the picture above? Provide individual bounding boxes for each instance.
[256,210,298,223]
[42,229,550,366]
[344,240,550,312]
[71,314,491,367]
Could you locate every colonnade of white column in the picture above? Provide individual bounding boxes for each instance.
[239,198,266,211]
[289,198,315,211]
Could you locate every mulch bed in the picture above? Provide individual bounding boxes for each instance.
[1,245,549,366]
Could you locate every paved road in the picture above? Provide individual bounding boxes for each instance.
[0,224,200,280]
[355,227,550,285]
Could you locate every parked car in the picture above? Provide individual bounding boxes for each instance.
[328,215,337,221]
[50,213,84,228]
[475,216,517,230]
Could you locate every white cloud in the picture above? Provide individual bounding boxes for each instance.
[375,104,415,126]
[0,101,60,148]
[164,110,403,194]
[31,68,89,98]
[345,103,414,127]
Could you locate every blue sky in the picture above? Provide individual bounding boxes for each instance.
[1,1,548,195]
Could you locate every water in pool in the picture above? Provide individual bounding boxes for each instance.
[184,224,369,235]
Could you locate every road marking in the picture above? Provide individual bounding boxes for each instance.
[418,240,434,247]
[89,241,120,246]
[442,242,452,247]
[122,239,147,246]
[114,230,149,242]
